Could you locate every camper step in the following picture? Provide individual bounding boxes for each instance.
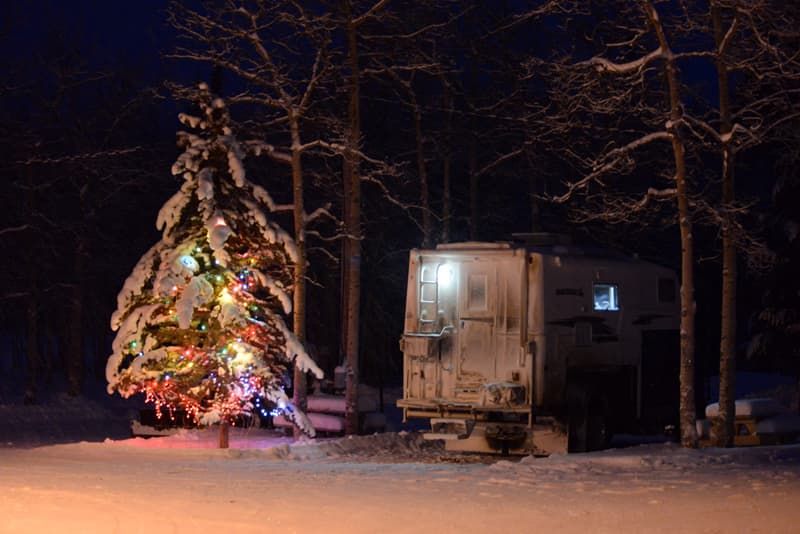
[423,418,475,440]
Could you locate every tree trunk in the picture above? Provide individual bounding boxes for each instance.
[24,284,39,405]
[675,130,697,449]
[68,236,86,397]
[442,157,451,243]
[469,137,478,241]
[468,45,479,242]
[441,79,453,243]
[712,4,737,448]
[413,102,432,248]
[290,116,308,440]
[529,173,541,232]
[343,1,361,436]
[24,168,40,405]
[68,177,92,397]
[218,421,229,449]
[643,0,697,447]
[797,373,800,415]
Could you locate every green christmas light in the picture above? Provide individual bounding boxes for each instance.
[104,86,319,443]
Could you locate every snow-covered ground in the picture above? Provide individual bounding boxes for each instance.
[1,396,800,533]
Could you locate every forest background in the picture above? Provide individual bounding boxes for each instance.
[1,1,798,444]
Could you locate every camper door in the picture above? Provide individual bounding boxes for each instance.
[455,259,496,396]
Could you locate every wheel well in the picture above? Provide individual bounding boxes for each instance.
[566,366,637,452]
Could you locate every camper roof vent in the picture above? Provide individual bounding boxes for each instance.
[436,241,511,250]
[511,233,573,246]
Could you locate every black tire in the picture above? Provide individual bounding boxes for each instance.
[567,377,610,453]
[567,380,589,452]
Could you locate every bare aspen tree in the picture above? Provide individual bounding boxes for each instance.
[337,0,391,435]
[169,1,404,437]
[24,167,41,404]
[438,75,454,243]
[644,0,698,449]
[674,1,800,446]
[712,1,798,446]
[2,28,163,403]
[711,2,738,449]
[524,0,799,448]
[464,0,561,239]
[532,0,699,447]
[333,0,469,431]
[341,0,363,437]
[362,2,467,248]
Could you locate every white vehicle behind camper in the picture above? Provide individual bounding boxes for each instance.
[397,235,680,454]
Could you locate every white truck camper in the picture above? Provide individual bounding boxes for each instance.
[397,235,681,455]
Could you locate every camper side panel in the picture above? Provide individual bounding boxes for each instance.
[533,253,680,422]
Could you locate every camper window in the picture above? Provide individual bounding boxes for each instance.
[468,273,488,311]
[593,283,619,311]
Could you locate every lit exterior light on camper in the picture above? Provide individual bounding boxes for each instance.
[437,264,454,286]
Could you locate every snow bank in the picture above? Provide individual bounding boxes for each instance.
[3,390,800,534]
[705,398,788,418]
[3,435,800,534]
[0,395,136,448]
[306,392,380,414]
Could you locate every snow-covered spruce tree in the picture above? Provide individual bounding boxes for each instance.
[106,85,322,446]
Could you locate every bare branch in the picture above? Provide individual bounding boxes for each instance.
[304,204,338,225]
[551,131,673,203]
[0,225,31,236]
[475,148,525,178]
[352,0,391,27]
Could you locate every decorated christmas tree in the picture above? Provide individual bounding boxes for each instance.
[105,84,322,445]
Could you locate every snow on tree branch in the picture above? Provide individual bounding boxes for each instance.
[14,147,143,166]
[0,224,32,236]
[106,86,321,439]
[581,46,665,74]
[551,131,672,204]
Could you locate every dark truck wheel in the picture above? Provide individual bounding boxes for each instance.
[567,377,611,453]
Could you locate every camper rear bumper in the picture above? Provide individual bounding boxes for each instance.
[397,398,531,420]
[398,399,566,455]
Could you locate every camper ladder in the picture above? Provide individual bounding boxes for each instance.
[418,263,440,332]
